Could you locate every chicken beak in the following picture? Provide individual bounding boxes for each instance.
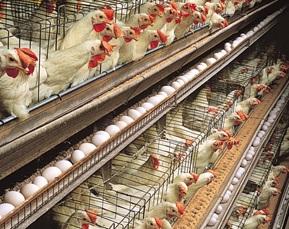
[157,30,168,43]
[149,15,155,24]
[191,173,199,183]
[154,218,163,228]
[100,41,113,55]
[176,202,185,215]
[113,23,123,38]
[265,216,272,223]
[85,209,97,223]
[201,14,206,23]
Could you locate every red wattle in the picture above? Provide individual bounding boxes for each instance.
[93,23,107,32]
[5,68,19,78]
[150,40,159,49]
[102,35,112,42]
[88,54,106,68]
[124,37,133,43]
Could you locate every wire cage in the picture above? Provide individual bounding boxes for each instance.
[226,114,289,229]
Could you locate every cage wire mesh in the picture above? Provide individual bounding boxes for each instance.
[226,112,289,229]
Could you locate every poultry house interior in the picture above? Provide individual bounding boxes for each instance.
[1,0,289,229]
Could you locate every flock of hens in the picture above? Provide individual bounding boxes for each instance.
[0,0,263,120]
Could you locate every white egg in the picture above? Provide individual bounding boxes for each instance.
[241,159,248,167]
[245,153,253,161]
[214,52,222,60]
[136,107,147,115]
[105,125,121,136]
[235,171,242,179]
[0,203,14,218]
[215,205,223,214]
[196,64,206,71]
[212,213,219,220]
[257,132,264,138]
[259,130,266,136]
[33,176,48,188]
[206,58,217,65]
[232,177,239,185]
[232,41,238,48]
[141,102,154,111]
[237,167,245,176]
[253,138,260,147]
[128,109,142,120]
[155,94,166,102]
[147,96,162,105]
[158,91,168,97]
[178,75,189,83]
[228,184,234,192]
[262,125,268,131]
[176,79,185,86]
[225,46,232,52]
[21,183,40,199]
[208,217,217,226]
[4,191,25,207]
[120,115,134,124]
[221,50,227,55]
[55,160,73,172]
[249,146,254,151]
[157,92,168,100]
[160,86,175,95]
[71,150,86,163]
[224,42,231,48]
[171,81,182,89]
[42,166,62,183]
[267,118,274,124]
[221,193,230,203]
[79,143,96,155]
[189,69,199,75]
[248,149,255,156]
[183,73,194,81]
[92,132,110,147]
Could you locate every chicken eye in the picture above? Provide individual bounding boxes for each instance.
[99,15,103,19]
[144,18,148,21]
[129,31,133,35]
[154,34,158,38]
[150,222,154,226]
[154,8,157,11]
[172,209,176,212]
[106,27,110,30]
[8,57,16,62]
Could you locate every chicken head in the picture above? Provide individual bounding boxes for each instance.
[88,41,113,68]
[176,182,188,199]
[0,48,29,78]
[149,153,160,170]
[144,217,164,229]
[123,27,140,43]
[91,8,114,33]
[148,30,168,49]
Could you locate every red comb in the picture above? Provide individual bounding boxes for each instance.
[101,6,114,21]
[176,202,185,215]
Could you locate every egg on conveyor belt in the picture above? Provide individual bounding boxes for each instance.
[147,96,163,105]
[4,191,25,207]
[55,160,73,172]
[120,115,134,124]
[92,131,111,147]
[115,120,128,129]
[105,125,121,136]
[141,102,154,111]
[33,176,49,188]
[21,183,40,199]
[171,81,182,89]
[78,142,97,155]
[128,109,142,120]
[0,203,15,219]
[42,166,62,183]
[160,86,175,95]
[136,107,147,115]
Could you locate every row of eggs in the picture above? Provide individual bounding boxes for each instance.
[207,86,289,226]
